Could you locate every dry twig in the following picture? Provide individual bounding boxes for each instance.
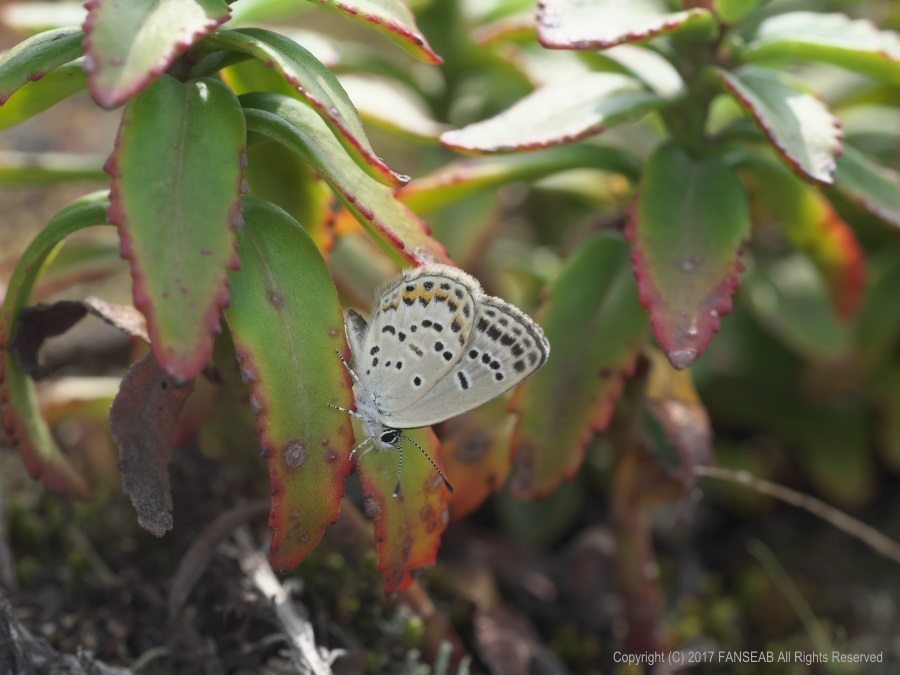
[233,526,342,675]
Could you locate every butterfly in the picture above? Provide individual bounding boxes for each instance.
[333,264,550,495]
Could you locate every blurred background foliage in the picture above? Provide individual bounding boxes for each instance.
[1,0,900,673]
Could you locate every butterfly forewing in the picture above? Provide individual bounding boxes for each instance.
[381,295,549,428]
[356,266,480,413]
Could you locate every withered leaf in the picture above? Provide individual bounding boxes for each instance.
[109,353,195,537]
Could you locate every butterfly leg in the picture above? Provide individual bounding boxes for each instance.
[327,403,369,422]
[349,435,375,460]
[334,349,366,390]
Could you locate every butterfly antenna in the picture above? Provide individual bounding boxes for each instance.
[393,443,403,498]
[334,349,366,391]
[401,432,454,494]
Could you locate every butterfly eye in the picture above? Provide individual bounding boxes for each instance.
[381,429,401,446]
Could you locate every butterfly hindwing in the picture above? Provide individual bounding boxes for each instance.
[381,295,549,428]
[354,265,480,413]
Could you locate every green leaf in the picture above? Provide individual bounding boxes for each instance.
[509,233,648,499]
[714,0,768,24]
[536,0,714,51]
[355,426,450,593]
[338,74,449,143]
[228,0,312,24]
[626,144,750,370]
[83,0,230,108]
[833,144,900,230]
[32,240,122,300]
[301,0,442,65]
[224,197,354,571]
[742,254,849,361]
[582,44,685,100]
[441,73,664,154]
[855,252,900,376]
[739,12,900,86]
[0,191,111,500]
[107,74,245,382]
[245,140,336,254]
[0,151,106,185]
[741,158,864,321]
[241,92,451,266]
[398,144,640,214]
[717,66,842,185]
[0,61,87,131]
[0,26,84,105]
[199,28,407,188]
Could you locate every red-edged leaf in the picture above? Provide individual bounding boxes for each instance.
[0,26,83,105]
[441,73,663,154]
[241,92,450,266]
[536,0,714,51]
[83,0,230,108]
[717,66,843,185]
[224,197,354,571]
[199,28,407,188]
[441,397,514,520]
[397,144,640,214]
[356,426,450,593]
[739,12,900,87]
[109,353,195,537]
[303,0,441,65]
[509,233,648,499]
[744,158,865,320]
[833,144,900,230]
[0,191,110,499]
[106,74,244,382]
[626,144,750,370]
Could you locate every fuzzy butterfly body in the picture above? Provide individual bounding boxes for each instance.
[343,265,549,475]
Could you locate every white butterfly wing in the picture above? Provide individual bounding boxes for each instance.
[353,265,480,413]
[381,295,549,428]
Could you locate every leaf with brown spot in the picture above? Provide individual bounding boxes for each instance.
[356,426,450,593]
[441,397,514,520]
[107,74,245,382]
[109,353,194,537]
[224,197,354,571]
[509,233,648,499]
[0,191,111,500]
